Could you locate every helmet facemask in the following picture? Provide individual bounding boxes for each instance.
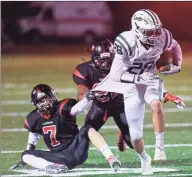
[36,95,55,115]
[31,84,58,115]
[90,39,115,72]
[138,27,162,46]
[93,52,114,71]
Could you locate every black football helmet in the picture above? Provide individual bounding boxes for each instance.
[31,84,58,115]
[90,39,115,72]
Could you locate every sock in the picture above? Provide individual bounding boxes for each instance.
[22,154,54,169]
[99,144,114,161]
[138,150,149,161]
[155,132,164,151]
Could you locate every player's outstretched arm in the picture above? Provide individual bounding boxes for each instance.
[70,91,95,116]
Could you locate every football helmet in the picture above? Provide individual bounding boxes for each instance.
[131,9,162,46]
[90,39,115,72]
[31,84,58,114]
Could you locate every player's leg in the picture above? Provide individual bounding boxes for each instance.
[124,85,153,175]
[21,150,68,174]
[68,125,121,172]
[87,126,121,171]
[145,82,166,161]
[84,102,107,131]
[112,107,133,150]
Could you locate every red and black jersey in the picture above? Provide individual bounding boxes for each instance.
[24,98,79,152]
[73,61,124,108]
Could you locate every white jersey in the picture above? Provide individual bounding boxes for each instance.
[110,28,175,81]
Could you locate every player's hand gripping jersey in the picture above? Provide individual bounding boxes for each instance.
[73,61,124,108]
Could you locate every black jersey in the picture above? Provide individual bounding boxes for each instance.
[24,98,79,152]
[73,61,124,108]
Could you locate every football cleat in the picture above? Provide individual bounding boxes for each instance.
[141,155,153,175]
[154,149,167,161]
[108,156,121,172]
[118,130,126,152]
[44,163,68,174]
[164,92,186,109]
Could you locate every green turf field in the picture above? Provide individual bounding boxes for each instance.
[1,45,192,177]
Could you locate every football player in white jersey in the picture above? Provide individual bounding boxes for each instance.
[93,9,182,175]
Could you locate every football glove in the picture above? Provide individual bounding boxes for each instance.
[164,92,186,109]
[134,72,160,86]
[84,90,95,101]
[26,143,36,150]
[160,64,180,75]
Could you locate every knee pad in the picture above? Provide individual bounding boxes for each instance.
[129,127,143,141]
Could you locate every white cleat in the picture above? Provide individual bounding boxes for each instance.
[108,156,121,172]
[44,163,68,174]
[141,155,153,175]
[154,149,167,161]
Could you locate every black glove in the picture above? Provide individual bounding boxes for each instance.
[27,143,36,150]
[85,90,95,101]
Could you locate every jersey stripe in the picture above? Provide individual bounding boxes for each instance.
[168,30,173,48]
[163,29,173,51]
[118,34,132,56]
[73,69,86,80]
[115,38,128,56]
[59,98,71,116]
[163,28,169,51]
[24,118,30,128]
[141,9,156,25]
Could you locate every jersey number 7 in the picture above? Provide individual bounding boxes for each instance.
[43,125,61,147]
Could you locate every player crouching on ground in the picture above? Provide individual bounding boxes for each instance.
[20,84,121,174]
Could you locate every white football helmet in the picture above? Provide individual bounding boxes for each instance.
[131,9,162,46]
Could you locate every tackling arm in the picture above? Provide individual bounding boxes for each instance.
[70,97,90,116]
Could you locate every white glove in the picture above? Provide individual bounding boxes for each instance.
[134,72,160,86]
[160,64,180,75]
[84,90,95,101]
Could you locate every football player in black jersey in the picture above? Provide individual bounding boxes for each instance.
[16,84,121,174]
[73,39,186,154]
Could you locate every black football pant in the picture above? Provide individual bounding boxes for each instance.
[21,126,90,169]
[84,102,133,149]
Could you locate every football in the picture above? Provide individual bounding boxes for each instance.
[156,50,173,72]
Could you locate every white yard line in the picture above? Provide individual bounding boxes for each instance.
[1,107,192,118]
[2,123,192,133]
[0,167,180,177]
[2,144,192,154]
[2,83,192,91]
[2,95,192,105]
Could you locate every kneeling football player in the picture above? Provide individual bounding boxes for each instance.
[20,84,121,174]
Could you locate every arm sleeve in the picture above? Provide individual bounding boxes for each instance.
[26,132,40,149]
[73,64,91,87]
[70,97,90,116]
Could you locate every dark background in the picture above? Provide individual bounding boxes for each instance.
[1,1,192,43]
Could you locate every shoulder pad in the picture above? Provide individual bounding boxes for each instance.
[25,110,39,131]
[58,98,77,116]
[115,31,136,57]
[161,28,173,51]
